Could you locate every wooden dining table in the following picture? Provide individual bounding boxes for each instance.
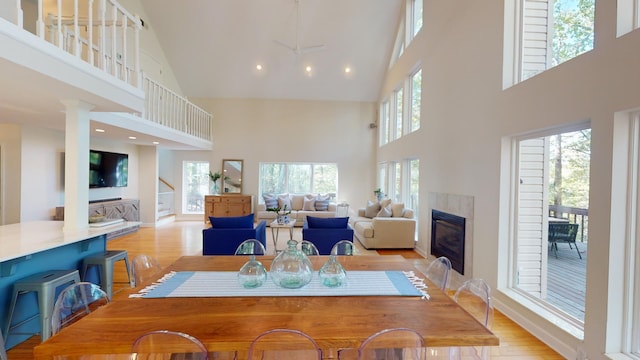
[33,255,499,359]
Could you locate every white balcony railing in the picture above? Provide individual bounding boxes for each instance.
[36,0,142,87]
[143,73,213,143]
[6,0,213,144]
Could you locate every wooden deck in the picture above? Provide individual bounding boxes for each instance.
[546,240,587,321]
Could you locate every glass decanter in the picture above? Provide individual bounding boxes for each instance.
[237,255,267,288]
[270,239,314,289]
[318,254,347,287]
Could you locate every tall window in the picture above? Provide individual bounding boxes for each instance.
[408,158,420,234]
[394,88,404,140]
[390,0,423,68]
[259,163,338,199]
[380,100,390,146]
[514,0,594,82]
[378,162,388,196]
[616,0,640,36]
[389,161,402,203]
[410,68,422,132]
[411,0,423,38]
[182,161,209,214]
[611,111,640,356]
[507,125,591,332]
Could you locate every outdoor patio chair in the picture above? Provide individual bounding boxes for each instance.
[548,222,581,259]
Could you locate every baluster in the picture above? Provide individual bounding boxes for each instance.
[57,0,63,48]
[99,0,106,71]
[133,15,141,87]
[87,0,94,65]
[73,0,80,57]
[13,0,22,27]
[36,0,45,38]
[111,3,117,77]
[120,9,127,82]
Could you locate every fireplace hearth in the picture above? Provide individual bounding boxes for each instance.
[431,210,466,274]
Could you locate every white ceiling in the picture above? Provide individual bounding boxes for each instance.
[138,0,403,102]
[0,0,402,150]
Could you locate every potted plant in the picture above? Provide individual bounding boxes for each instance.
[266,205,292,224]
[209,171,228,194]
[374,188,384,201]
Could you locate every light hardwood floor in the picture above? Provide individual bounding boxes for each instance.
[6,221,564,359]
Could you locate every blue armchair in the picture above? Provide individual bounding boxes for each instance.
[202,214,267,255]
[302,216,354,255]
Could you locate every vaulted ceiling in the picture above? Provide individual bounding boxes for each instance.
[138,0,403,102]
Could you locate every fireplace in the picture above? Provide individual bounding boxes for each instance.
[431,210,466,274]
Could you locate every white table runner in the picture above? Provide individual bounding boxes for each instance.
[131,270,429,299]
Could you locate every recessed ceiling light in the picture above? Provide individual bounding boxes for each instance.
[305,66,312,73]
[128,136,137,140]
[95,128,105,133]
[256,64,263,71]
[344,67,351,73]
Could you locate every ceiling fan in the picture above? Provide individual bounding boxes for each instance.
[274,0,325,55]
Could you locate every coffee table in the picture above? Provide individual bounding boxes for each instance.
[269,219,296,252]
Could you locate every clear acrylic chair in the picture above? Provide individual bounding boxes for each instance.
[423,256,452,291]
[331,240,357,256]
[356,327,426,360]
[51,282,109,336]
[132,254,163,288]
[131,330,210,360]
[301,240,320,256]
[248,328,322,360]
[0,326,7,360]
[450,278,493,360]
[234,239,267,255]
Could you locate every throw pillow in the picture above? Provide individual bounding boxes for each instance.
[380,198,392,209]
[291,194,305,210]
[315,194,330,211]
[263,194,278,209]
[377,205,392,217]
[209,213,254,228]
[306,216,348,228]
[391,202,405,217]
[364,200,381,218]
[278,194,292,211]
[303,197,316,211]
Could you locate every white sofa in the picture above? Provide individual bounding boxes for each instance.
[256,193,337,226]
[349,201,416,249]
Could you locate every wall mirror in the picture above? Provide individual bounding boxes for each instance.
[222,159,243,194]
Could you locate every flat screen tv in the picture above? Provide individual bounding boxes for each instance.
[89,150,128,188]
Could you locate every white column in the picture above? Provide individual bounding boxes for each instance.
[138,145,158,226]
[61,100,94,233]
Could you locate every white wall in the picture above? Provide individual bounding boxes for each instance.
[89,137,139,202]
[118,0,184,94]
[19,125,64,221]
[191,98,377,215]
[380,1,639,358]
[2,126,140,222]
[0,124,22,224]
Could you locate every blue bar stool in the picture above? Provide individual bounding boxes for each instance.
[81,250,133,299]
[4,269,81,342]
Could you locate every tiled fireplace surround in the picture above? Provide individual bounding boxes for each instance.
[428,192,474,289]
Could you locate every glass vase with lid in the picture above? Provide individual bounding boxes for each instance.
[270,239,314,289]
